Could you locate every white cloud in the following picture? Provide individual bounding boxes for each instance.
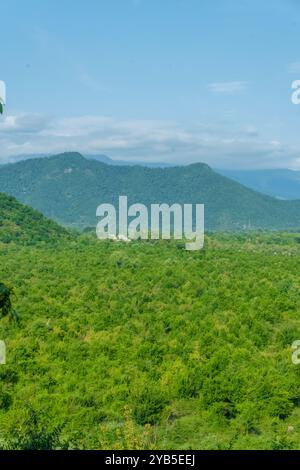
[208,81,247,94]
[0,113,48,133]
[0,112,299,169]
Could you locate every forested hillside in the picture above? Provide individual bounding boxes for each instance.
[0,192,73,245]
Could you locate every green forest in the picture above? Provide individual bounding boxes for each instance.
[0,194,300,449]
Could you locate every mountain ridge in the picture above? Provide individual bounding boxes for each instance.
[4,153,300,201]
[0,152,300,231]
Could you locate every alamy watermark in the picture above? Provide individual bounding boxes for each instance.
[0,80,6,114]
[96,196,204,251]
[291,80,300,105]
[291,340,300,365]
[0,340,6,365]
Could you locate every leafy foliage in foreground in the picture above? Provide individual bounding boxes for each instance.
[0,232,300,449]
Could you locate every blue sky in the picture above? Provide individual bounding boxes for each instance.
[1,0,300,168]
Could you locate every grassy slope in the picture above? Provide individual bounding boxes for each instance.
[0,233,300,449]
[1,153,300,230]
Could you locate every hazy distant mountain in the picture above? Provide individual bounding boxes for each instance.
[86,154,173,168]
[1,153,172,168]
[217,169,300,200]
[0,152,300,231]
[0,154,50,164]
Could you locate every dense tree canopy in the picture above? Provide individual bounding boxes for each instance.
[0,231,300,449]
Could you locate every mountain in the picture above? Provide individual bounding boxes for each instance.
[0,192,72,244]
[86,154,173,168]
[0,154,50,164]
[1,153,172,168]
[0,152,300,231]
[217,168,300,200]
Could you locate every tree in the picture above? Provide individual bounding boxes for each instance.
[0,282,19,321]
